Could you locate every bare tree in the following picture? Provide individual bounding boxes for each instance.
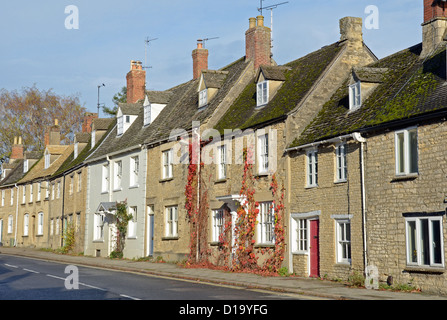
[0,85,86,161]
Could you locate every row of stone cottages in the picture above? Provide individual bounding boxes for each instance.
[2,1,447,294]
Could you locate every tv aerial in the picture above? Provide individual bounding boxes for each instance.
[144,37,158,70]
[257,1,289,53]
[199,37,219,48]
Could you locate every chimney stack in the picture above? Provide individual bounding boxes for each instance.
[126,60,146,103]
[192,40,209,80]
[339,17,363,50]
[45,119,61,146]
[10,136,24,161]
[82,112,98,133]
[245,15,272,71]
[422,0,447,57]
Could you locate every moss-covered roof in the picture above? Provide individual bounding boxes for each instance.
[214,41,345,133]
[290,43,447,148]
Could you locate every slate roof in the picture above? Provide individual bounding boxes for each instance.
[202,70,229,89]
[146,90,173,104]
[214,41,346,132]
[87,57,250,161]
[290,43,447,147]
[0,159,25,186]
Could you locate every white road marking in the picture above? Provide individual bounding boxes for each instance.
[79,282,107,291]
[119,294,141,300]
[4,264,18,268]
[46,274,66,281]
[23,268,39,274]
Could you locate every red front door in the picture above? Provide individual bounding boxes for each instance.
[309,220,320,278]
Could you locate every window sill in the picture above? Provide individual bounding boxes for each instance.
[129,185,139,189]
[214,178,227,184]
[392,173,418,182]
[209,241,221,247]
[335,261,351,266]
[292,251,308,255]
[159,177,174,183]
[162,236,179,241]
[305,184,318,189]
[113,188,122,192]
[334,179,347,184]
[255,172,269,178]
[404,266,445,274]
[93,240,104,243]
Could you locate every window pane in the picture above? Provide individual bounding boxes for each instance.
[407,221,418,263]
[397,132,405,174]
[409,130,418,173]
[421,219,430,265]
[432,220,442,265]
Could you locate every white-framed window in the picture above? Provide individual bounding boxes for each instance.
[1,190,4,207]
[10,188,14,206]
[37,182,41,201]
[102,163,109,193]
[29,183,33,203]
[212,209,225,242]
[144,103,151,126]
[51,183,55,200]
[74,142,79,159]
[130,156,139,187]
[8,215,13,234]
[57,181,61,199]
[335,143,347,182]
[117,116,124,136]
[128,206,138,238]
[336,219,351,264]
[37,212,44,235]
[50,219,54,236]
[56,217,60,235]
[257,202,275,244]
[349,81,361,111]
[217,145,227,180]
[165,206,178,237]
[77,172,82,192]
[45,181,50,199]
[94,213,105,240]
[292,218,308,253]
[306,149,318,187]
[406,216,444,268]
[23,159,29,173]
[91,129,96,148]
[395,128,418,176]
[22,185,26,204]
[199,89,208,108]
[114,161,122,190]
[23,214,29,236]
[257,81,269,107]
[69,176,74,195]
[162,149,173,179]
[44,150,50,169]
[258,133,269,175]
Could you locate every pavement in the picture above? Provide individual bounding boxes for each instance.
[0,246,446,300]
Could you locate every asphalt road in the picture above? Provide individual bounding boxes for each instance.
[0,255,302,301]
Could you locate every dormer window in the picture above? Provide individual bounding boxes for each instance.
[74,142,79,159]
[91,130,96,148]
[117,115,124,136]
[257,81,269,107]
[23,160,29,173]
[199,89,208,108]
[44,150,50,169]
[144,96,151,127]
[349,81,361,111]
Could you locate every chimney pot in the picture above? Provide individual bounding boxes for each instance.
[257,15,264,27]
[127,59,147,103]
[249,17,256,29]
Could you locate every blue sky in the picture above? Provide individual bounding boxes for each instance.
[0,0,422,115]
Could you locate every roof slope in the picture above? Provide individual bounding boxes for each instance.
[291,43,447,147]
[88,57,250,160]
[214,41,346,132]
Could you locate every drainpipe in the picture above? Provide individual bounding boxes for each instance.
[14,184,19,247]
[353,132,368,272]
